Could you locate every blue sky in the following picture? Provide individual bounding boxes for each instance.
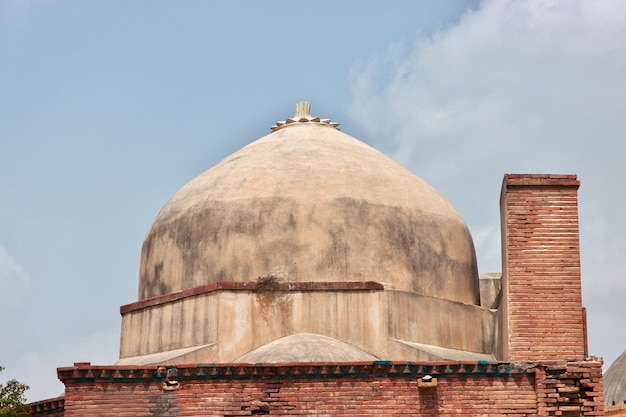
[2,0,625,401]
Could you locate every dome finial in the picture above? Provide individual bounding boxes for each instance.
[294,101,311,119]
[270,102,340,132]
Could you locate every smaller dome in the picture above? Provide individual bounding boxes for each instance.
[605,350,626,407]
[235,333,379,363]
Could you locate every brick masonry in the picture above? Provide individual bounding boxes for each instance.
[30,359,602,416]
[500,174,587,361]
[28,396,64,416]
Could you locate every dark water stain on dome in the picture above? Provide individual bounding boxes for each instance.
[139,196,479,305]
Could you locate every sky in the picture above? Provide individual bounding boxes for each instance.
[1,0,625,402]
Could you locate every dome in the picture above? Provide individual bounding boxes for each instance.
[235,333,379,363]
[605,350,626,407]
[139,102,479,305]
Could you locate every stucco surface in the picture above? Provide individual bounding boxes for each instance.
[235,333,379,363]
[139,122,479,305]
[119,287,495,364]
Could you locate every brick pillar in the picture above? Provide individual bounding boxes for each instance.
[497,174,586,361]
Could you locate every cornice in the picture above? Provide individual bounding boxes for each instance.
[121,281,385,315]
[58,360,536,384]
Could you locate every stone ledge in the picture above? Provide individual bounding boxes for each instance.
[504,173,580,188]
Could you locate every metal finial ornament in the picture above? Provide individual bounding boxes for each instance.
[271,102,340,132]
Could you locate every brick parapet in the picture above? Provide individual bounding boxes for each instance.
[49,359,604,416]
[121,281,385,315]
[28,396,64,416]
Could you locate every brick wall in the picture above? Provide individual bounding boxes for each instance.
[536,359,604,416]
[29,396,64,416]
[499,174,586,361]
[46,359,603,416]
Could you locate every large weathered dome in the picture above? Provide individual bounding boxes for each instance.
[139,103,479,304]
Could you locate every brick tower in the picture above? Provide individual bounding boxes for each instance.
[497,174,586,361]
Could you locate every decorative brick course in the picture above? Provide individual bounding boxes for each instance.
[29,396,64,416]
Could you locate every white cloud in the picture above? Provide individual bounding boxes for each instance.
[0,244,30,306]
[351,0,626,171]
[349,0,626,365]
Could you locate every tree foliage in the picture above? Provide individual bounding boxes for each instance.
[0,366,29,417]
